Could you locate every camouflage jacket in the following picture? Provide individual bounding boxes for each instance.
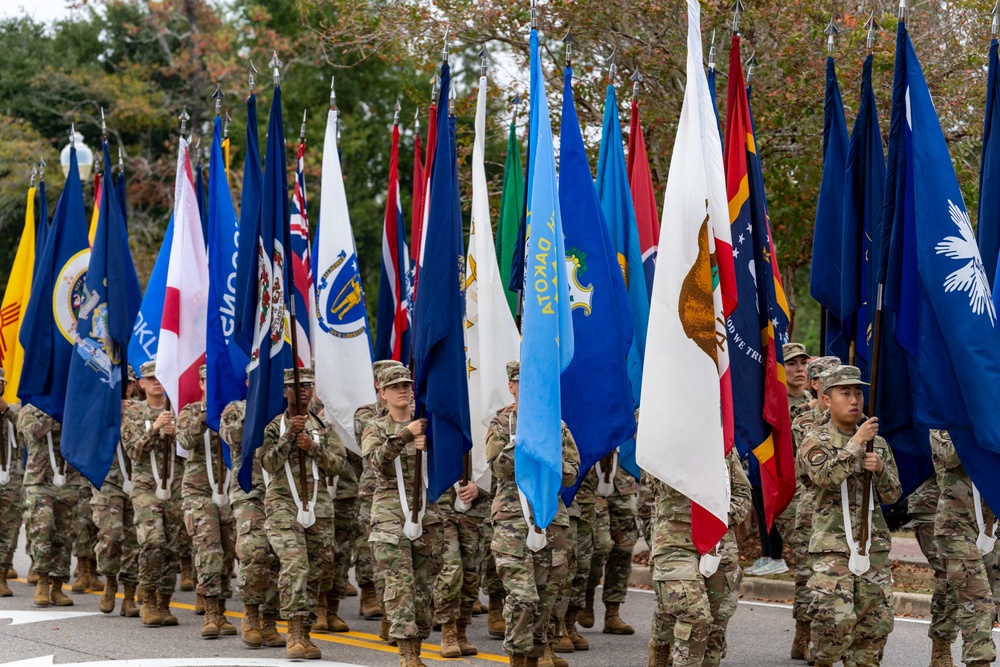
[437,482,492,520]
[485,404,580,528]
[218,400,265,504]
[803,421,901,554]
[176,400,229,500]
[308,399,360,501]
[788,392,812,423]
[930,429,993,559]
[18,404,81,487]
[1,403,23,478]
[907,474,940,521]
[122,401,185,499]
[259,410,346,519]
[97,400,135,495]
[355,402,387,499]
[568,467,598,519]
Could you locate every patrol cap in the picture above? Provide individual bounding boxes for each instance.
[139,361,157,379]
[807,356,841,383]
[782,342,809,362]
[198,364,207,381]
[283,367,316,386]
[372,359,403,384]
[821,365,869,393]
[506,360,520,382]
[127,366,138,383]
[0,368,5,381]
[379,365,413,388]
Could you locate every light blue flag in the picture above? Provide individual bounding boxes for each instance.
[129,216,173,376]
[515,29,575,529]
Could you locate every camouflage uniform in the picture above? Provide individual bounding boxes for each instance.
[70,477,97,566]
[354,402,385,595]
[569,468,598,612]
[776,388,812,544]
[591,452,638,607]
[176,400,235,600]
[790,405,828,622]
[90,432,138,586]
[0,402,23,578]
[328,449,361,603]
[908,474,958,648]
[637,471,655,548]
[930,429,997,665]
[434,484,490,625]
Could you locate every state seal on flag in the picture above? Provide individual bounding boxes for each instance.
[317,250,367,339]
[53,249,91,344]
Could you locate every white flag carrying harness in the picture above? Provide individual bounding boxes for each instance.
[509,413,546,552]
[205,431,230,507]
[972,483,998,555]
[279,416,320,529]
[843,477,874,576]
[47,432,67,487]
[326,474,340,502]
[595,450,618,498]
[147,420,173,501]
[116,444,132,494]
[453,481,471,513]
[394,441,427,541]
[0,420,16,486]
[698,464,731,578]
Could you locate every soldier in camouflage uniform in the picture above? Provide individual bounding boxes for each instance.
[121,361,185,627]
[773,343,811,565]
[0,369,22,598]
[801,366,901,667]
[321,419,362,634]
[259,367,345,661]
[176,365,237,639]
[929,429,996,667]
[70,475,102,594]
[19,403,77,607]
[219,398,283,649]
[483,490,508,638]
[561,467,598,651]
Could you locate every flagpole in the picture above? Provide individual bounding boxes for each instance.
[817,20,839,357]
[211,83,230,487]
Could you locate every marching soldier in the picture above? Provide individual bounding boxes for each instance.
[70,473,102,593]
[561,468,598,651]
[0,369,22,598]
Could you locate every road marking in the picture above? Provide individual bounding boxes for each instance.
[0,610,102,626]
[2,657,365,666]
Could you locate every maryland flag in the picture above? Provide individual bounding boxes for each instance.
[0,185,37,402]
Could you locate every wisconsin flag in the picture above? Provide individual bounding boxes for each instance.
[0,184,37,403]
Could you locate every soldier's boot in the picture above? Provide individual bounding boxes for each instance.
[473,600,487,615]
[930,638,956,667]
[602,602,634,635]
[261,611,286,647]
[565,609,588,651]
[26,562,38,585]
[456,619,477,656]
[194,593,205,615]
[414,638,430,667]
[218,599,237,635]
[791,620,810,660]
[157,592,178,626]
[302,621,322,660]
[200,596,221,639]
[578,589,595,629]
[488,593,506,638]
[526,655,540,667]
[179,557,195,592]
[966,663,991,667]
[312,594,330,632]
[33,574,51,606]
[71,559,88,593]
[509,654,528,667]
[652,643,671,667]
[285,615,307,660]
[6,566,16,579]
[345,582,358,597]
[241,603,263,648]
[140,588,162,626]
[0,566,12,597]
[49,578,74,606]
[552,617,575,653]
[327,596,350,632]
[359,583,382,619]
[85,558,104,592]
[538,645,568,667]
[439,622,462,658]
[99,575,117,614]
[397,638,417,667]
[121,584,139,617]
[379,616,391,641]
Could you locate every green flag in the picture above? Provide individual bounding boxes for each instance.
[496,119,524,319]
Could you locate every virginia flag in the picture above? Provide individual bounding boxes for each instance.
[638,0,733,554]
[627,98,660,295]
[313,107,375,453]
[289,138,314,367]
[466,75,521,490]
[516,29,575,529]
[980,36,1000,301]
[18,144,90,420]
[62,139,142,486]
[557,63,635,506]
[1,184,37,403]
[375,121,411,363]
[496,119,524,321]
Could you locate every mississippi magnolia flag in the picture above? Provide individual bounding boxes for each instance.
[158,138,209,411]
[0,183,37,403]
[638,0,734,554]
[313,108,375,452]
[465,75,521,489]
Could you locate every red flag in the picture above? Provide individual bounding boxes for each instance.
[627,99,660,295]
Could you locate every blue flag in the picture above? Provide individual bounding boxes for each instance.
[979,38,1000,299]
[558,65,636,505]
[412,63,472,502]
[206,116,248,451]
[34,178,49,270]
[195,160,209,246]
[707,65,722,143]
[877,21,997,503]
[18,145,90,420]
[233,93,264,356]
[237,84,292,491]
[129,218,173,376]
[516,29,576,529]
[62,140,142,487]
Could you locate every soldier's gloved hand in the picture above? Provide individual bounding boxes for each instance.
[855,417,879,443]
[862,451,885,476]
[289,415,307,434]
[406,418,427,438]
[295,431,311,450]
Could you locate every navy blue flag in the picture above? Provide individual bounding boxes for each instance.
[558,65,636,506]
[236,84,292,491]
[413,63,472,502]
[34,178,49,269]
[707,65,722,142]
[979,38,1000,297]
[233,93,264,356]
[877,21,998,503]
[62,139,142,487]
[195,159,209,245]
[18,145,90,420]
[810,56,850,362]
[115,170,127,224]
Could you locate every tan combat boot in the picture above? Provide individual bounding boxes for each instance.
[99,574,117,614]
[140,588,162,626]
[218,598,237,635]
[488,592,506,638]
[565,609,588,651]
[345,581,358,597]
[302,620,322,660]
[790,620,810,659]
[121,583,139,617]
[539,645,568,667]
[85,558,104,592]
[261,610,285,647]
[71,559,87,593]
[179,557,195,592]
[241,603,263,648]
[653,643,671,667]
[930,638,956,667]
[602,602,634,635]
[327,595,350,632]
[578,589,595,628]
[552,617,575,653]
[456,619,477,656]
[380,616,391,641]
[33,574,51,606]
[312,593,330,632]
[200,596,220,639]
[359,583,382,619]
[194,593,205,615]
[6,565,16,579]
[509,654,528,667]
[284,615,307,660]
[397,637,418,667]
[0,567,12,597]
[26,562,38,585]
[158,592,178,626]
[439,621,461,658]
[49,578,73,606]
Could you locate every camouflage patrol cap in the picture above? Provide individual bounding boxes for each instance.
[0,367,5,381]
[198,364,207,381]
[139,361,157,379]
[782,342,809,361]
[372,359,403,384]
[807,356,841,383]
[821,365,869,393]
[127,366,138,383]
[506,360,520,382]
[283,367,315,386]
[379,365,413,388]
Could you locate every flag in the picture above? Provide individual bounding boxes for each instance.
[466,75,521,490]
[158,137,209,412]
[809,55,851,362]
[18,144,90,420]
[128,219,173,376]
[707,61,722,140]
[557,63,636,506]
[289,138,314,367]
[412,124,425,254]
[87,170,101,246]
[206,115,249,436]
[195,159,209,245]
[724,34,796,527]
[411,100,438,276]
[374,122,412,363]
[496,119,524,320]
[516,29,576,529]
[313,107,376,453]
[35,177,49,269]
[412,63,472,501]
[980,37,1000,302]
[627,98,660,295]
[233,93,264,356]
[0,185,37,403]
[236,82,292,490]
[638,0,733,553]
[115,168,127,224]
[62,138,142,487]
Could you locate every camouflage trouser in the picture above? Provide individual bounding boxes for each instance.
[651,577,711,667]
[132,492,183,594]
[913,520,957,642]
[945,556,997,665]
[370,521,440,640]
[265,509,334,619]
[355,492,375,588]
[550,520,576,639]
[90,487,138,585]
[569,504,595,609]
[183,494,235,598]
[774,489,798,546]
[71,484,97,560]
[24,484,76,579]
[434,510,486,625]
[792,489,815,622]
[330,496,358,601]
[601,494,637,603]
[588,498,614,592]
[174,460,191,564]
[985,545,1000,623]
[0,475,24,568]
[807,551,894,666]
[637,474,655,547]
[480,521,505,597]
[233,499,279,609]
[704,562,742,667]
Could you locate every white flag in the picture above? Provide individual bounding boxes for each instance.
[465,77,521,489]
[312,109,376,453]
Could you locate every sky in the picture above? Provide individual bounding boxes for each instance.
[0,0,72,23]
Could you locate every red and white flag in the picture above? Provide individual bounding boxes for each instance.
[159,137,208,411]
